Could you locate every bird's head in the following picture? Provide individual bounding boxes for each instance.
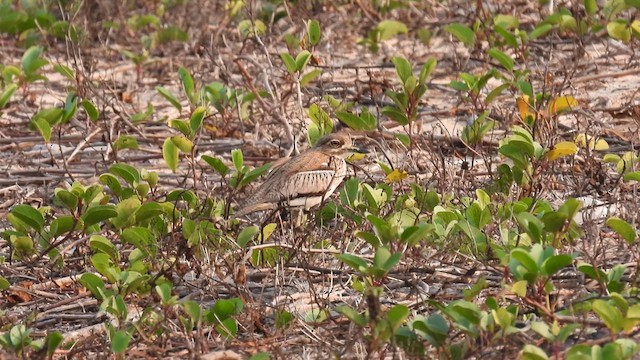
[315,133,369,158]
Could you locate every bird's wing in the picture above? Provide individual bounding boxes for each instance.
[267,151,332,179]
[266,169,340,202]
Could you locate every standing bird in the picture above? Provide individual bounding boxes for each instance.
[235,133,367,217]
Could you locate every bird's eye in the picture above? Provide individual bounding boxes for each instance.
[329,140,341,148]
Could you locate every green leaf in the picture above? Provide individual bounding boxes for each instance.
[178,67,195,102]
[541,254,575,276]
[163,138,179,172]
[82,205,117,228]
[485,83,510,104]
[387,304,410,329]
[418,58,437,84]
[113,135,139,151]
[336,111,369,131]
[511,280,528,297]
[381,252,402,272]
[131,102,154,123]
[444,23,476,47]
[237,226,259,247]
[109,163,140,185]
[183,300,202,323]
[0,83,17,109]
[401,224,430,245]
[248,352,271,360]
[494,14,519,29]
[280,53,297,74]
[238,162,271,187]
[81,100,100,122]
[155,283,177,305]
[212,298,244,318]
[44,331,63,357]
[607,20,632,42]
[21,46,48,75]
[624,171,640,182]
[516,81,534,99]
[391,56,412,84]
[488,48,514,71]
[137,181,151,197]
[307,19,321,46]
[231,149,243,171]
[494,25,518,48]
[0,276,9,290]
[357,110,378,131]
[336,253,369,272]
[592,299,623,333]
[295,50,312,72]
[79,273,107,300]
[54,189,79,211]
[32,116,51,142]
[53,64,75,80]
[606,217,637,243]
[154,26,188,45]
[189,106,206,135]
[168,119,191,136]
[521,344,550,360]
[377,20,408,41]
[170,135,193,153]
[99,174,123,198]
[11,204,44,232]
[336,305,367,327]
[156,86,182,112]
[275,310,295,329]
[134,202,164,223]
[449,80,470,92]
[626,0,640,8]
[61,92,78,123]
[237,19,267,37]
[382,106,409,125]
[122,227,156,256]
[516,212,544,243]
[510,248,538,274]
[528,24,553,40]
[202,155,229,177]
[49,216,75,237]
[584,0,597,15]
[300,69,322,87]
[89,235,119,262]
[110,330,131,354]
[633,20,640,39]
[12,235,34,254]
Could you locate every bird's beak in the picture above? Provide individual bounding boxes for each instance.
[349,146,369,154]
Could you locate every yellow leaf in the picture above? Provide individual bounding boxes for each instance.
[548,96,578,115]
[516,96,534,120]
[592,138,609,151]
[574,133,588,147]
[385,169,408,183]
[574,133,609,151]
[511,280,528,297]
[545,141,577,161]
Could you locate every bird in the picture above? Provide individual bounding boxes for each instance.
[235,132,367,217]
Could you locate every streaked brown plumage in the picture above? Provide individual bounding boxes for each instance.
[235,133,366,217]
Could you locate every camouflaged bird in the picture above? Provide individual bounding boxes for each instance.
[235,133,367,217]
